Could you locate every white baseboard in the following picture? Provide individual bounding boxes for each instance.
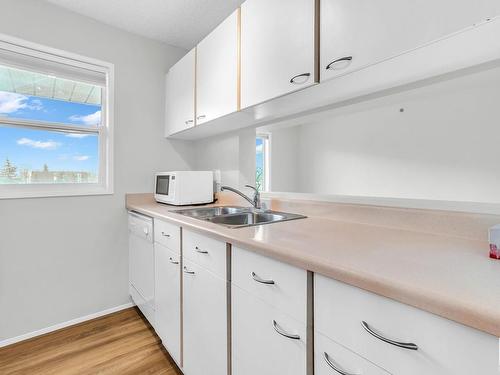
[0,302,135,348]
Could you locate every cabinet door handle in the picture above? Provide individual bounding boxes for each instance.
[195,246,208,254]
[361,321,418,350]
[289,72,311,84]
[196,115,206,120]
[251,271,275,285]
[272,320,300,340]
[168,257,179,265]
[326,56,353,70]
[183,266,195,275]
[185,119,194,125]
[323,352,358,375]
[161,231,171,238]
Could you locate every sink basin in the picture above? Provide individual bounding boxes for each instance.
[208,212,287,226]
[171,206,306,228]
[171,206,250,218]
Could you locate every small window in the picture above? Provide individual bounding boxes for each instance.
[256,134,270,192]
[0,36,113,198]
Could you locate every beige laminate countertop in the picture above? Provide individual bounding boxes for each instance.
[126,193,500,337]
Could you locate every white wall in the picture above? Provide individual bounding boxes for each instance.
[193,127,255,189]
[0,0,194,341]
[267,126,300,192]
[264,65,500,204]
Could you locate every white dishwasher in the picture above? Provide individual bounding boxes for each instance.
[128,211,155,325]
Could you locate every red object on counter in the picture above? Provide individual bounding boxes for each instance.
[489,244,500,259]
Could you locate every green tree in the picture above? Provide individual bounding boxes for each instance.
[1,158,17,179]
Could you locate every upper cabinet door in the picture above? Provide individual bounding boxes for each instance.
[196,10,239,125]
[241,0,317,109]
[165,48,195,136]
[321,0,500,82]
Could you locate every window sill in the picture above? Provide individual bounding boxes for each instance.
[0,183,113,200]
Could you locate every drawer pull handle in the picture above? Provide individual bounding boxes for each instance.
[326,56,353,70]
[161,231,171,238]
[183,266,195,275]
[361,321,418,350]
[290,72,311,84]
[195,246,208,254]
[323,352,359,375]
[168,257,179,265]
[251,272,275,285]
[185,119,194,125]
[272,320,300,340]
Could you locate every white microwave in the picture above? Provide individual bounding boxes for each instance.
[155,171,214,205]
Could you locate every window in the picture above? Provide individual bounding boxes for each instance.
[0,35,113,199]
[255,134,270,192]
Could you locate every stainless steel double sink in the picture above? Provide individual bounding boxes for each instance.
[171,206,306,228]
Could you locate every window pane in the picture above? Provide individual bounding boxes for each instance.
[0,90,102,127]
[0,64,102,127]
[0,125,98,184]
[256,137,264,192]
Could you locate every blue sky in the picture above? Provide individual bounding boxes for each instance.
[256,137,264,170]
[0,92,101,173]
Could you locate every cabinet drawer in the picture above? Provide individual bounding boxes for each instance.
[315,331,390,375]
[183,229,227,279]
[154,219,180,254]
[315,275,499,375]
[232,285,306,375]
[232,246,307,323]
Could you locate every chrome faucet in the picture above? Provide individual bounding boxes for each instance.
[220,185,261,209]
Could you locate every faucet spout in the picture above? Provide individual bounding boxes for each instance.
[220,185,261,209]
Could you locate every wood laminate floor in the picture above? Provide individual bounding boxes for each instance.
[0,307,183,375]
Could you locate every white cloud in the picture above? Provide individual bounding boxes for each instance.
[256,144,263,153]
[28,99,43,111]
[17,137,60,150]
[69,110,101,126]
[73,155,90,161]
[66,133,90,138]
[0,92,28,114]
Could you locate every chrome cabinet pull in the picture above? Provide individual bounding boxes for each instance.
[183,266,195,275]
[161,231,171,238]
[195,246,208,254]
[196,115,206,120]
[168,257,179,265]
[185,119,194,125]
[361,321,418,350]
[289,72,311,84]
[326,56,353,70]
[272,320,300,340]
[323,352,359,375]
[251,271,275,285]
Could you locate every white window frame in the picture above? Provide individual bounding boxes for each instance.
[0,33,114,199]
[256,133,271,192]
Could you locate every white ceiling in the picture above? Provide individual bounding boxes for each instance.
[45,0,244,49]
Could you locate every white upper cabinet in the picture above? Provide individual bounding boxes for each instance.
[321,0,500,82]
[241,0,316,109]
[165,48,196,136]
[196,10,239,125]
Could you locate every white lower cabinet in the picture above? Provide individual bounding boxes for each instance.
[315,274,500,375]
[232,285,307,375]
[315,331,390,375]
[183,258,228,375]
[143,220,499,375]
[154,242,181,366]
